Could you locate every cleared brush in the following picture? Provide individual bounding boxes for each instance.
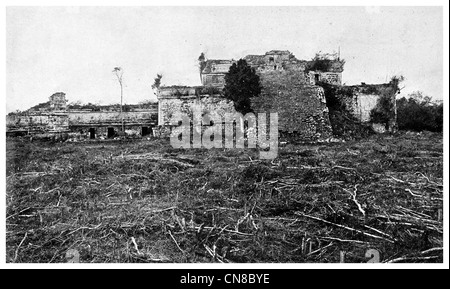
[6,132,443,263]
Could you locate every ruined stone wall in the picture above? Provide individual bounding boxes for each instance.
[353,94,380,123]
[6,110,157,136]
[251,70,333,140]
[70,125,145,139]
[336,84,397,126]
[68,111,155,126]
[158,94,236,126]
[308,71,342,85]
[157,69,333,141]
[321,82,398,134]
[202,74,226,87]
[49,92,68,110]
[6,113,69,133]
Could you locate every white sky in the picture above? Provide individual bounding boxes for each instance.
[6,6,443,112]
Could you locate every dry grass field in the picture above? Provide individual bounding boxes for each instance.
[6,131,443,263]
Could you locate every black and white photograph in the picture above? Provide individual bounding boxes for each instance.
[1,1,448,272]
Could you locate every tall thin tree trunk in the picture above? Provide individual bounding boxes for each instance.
[120,82,124,132]
[120,81,125,132]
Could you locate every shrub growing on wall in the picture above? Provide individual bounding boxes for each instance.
[306,52,345,73]
[369,92,395,129]
[369,76,403,130]
[151,74,163,90]
[318,82,373,139]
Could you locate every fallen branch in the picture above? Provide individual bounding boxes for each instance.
[13,232,28,262]
[119,153,194,168]
[385,255,440,263]
[68,224,102,235]
[419,247,443,255]
[145,206,177,214]
[6,207,32,220]
[319,236,369,244]
[307,242,334,256]
[168,230,185,254]
[204,244,224,263]
[332,165,356,171]
[405,189,423,198]
[364,225,395,240]
[191,225,253,236]
[130,237,141,255]
[295,212,395,243]
[343,185,365,216]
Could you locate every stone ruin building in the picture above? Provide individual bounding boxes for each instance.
[156,50,398,140]
[6,50,398,141]
[200,50,343,87]
[6,92,158,139]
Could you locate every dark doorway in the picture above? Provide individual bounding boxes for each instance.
[314,74,320,83]
[142,126,150,137]
[107,127,115,138]
[89,128,95,139]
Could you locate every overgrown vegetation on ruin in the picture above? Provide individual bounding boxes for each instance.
[151,74,163,90]
[306,52,345,73]
[318,82,373,139]
[6,132,443,263]
[369,76,403,129]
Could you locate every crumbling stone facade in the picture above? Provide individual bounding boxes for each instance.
[6,93,158,138]
[178,50,334,140]
[6,112,69,134]
[200,60,234,87]
[338,83,398,132]
[7,50,396,141]
[200,50,344,87]
[49,92,68,110]
[67,110,156,139]
[320,81,399,135]
[159,49,396,141]
[156,86,236,137]
[157,91,235,126]
[251,72,332,139]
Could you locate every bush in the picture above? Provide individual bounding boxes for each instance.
[223,59,261,115]
[306,52,345,73]
[369,76,402,130]
[397,92,443,132]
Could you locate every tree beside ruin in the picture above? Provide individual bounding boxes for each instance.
[223,59,261,115]
[112,67,124,131]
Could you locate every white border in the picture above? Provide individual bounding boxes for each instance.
[1,0,448,270]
